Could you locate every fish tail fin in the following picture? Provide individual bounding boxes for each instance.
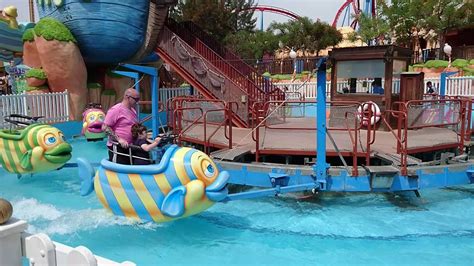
[77,157,95,196]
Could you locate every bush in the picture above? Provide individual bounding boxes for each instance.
[463,67,474,76]
[452,59,469,68]
[262,72,271,78]
[470,59,474,65]
[25,68,47,80]
[34,17,76,42]
[424,60,449,68]
[22,29,35,42]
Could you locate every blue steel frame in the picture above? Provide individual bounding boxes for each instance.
[314,58,329,190]
[113,64,160,137]
[439,71,458,97]
[220,163,474,201]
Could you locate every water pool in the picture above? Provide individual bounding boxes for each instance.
[1,138,474,265]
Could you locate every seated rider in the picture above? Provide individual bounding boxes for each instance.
[131,123,162,165]
[372,80,384,95]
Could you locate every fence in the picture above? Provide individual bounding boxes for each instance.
[273,76,474,99]
[0,218,134,266]
[0,91,69,128]
[159,86,193,103]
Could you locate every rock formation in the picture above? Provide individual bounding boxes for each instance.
[22,18,87,120]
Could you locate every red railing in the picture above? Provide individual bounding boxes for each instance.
[157,27,249,127]
[251,100,367,176]
[394,98,467,154]
[170,98,234,152]
[181,21,254,77]
[380,109,408,176]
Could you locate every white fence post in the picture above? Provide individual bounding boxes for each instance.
[0,218,28,266]
[0,217,135,266]
[271,76,474,100]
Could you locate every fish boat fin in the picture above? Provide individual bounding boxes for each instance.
[77,157,95,196]
[20,150,33,171]
[161,186,186,217]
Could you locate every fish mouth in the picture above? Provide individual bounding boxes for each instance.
[205,171,229,202]
[44,143,72,164]
[87,122,104,133]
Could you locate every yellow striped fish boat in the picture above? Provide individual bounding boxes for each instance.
[77,145,229,223]
[0,124,72,175]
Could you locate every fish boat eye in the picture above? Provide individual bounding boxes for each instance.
[44,134,57,146]
[204,163,215,178]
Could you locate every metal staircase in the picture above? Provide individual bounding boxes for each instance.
[155,19,285,128]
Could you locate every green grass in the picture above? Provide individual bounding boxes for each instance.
[25,68,47,80]
[22,29,35,42]
[34,17,76,43]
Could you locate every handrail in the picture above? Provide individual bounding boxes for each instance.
[181,20,254,77]
[173,107,204,145]
[344,111,360,176]
[394,98,466,153]
[380,110,408,176]
[203,108,229,153]
[157,27,249,126]
[179,20,285,101]
[251,100,369,164]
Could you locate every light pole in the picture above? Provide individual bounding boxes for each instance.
[439,43,457,98]
[289,48,297,79]
[443,43,452,68]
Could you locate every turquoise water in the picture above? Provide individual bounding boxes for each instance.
[1,138,474,265]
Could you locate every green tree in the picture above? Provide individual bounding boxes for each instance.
[225,30,279,62]
[349,5,390,45]
[270,17,342,56]
[378,0,426,48]
[171,0,256,42]
[422,0,473,49]
[360,0,473,56]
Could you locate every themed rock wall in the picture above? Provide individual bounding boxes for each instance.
[22,18,87,120]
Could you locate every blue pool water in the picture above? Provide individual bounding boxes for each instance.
[1,138,474,265]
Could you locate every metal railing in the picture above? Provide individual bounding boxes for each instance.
[0,91,69,128]
[251,100,366,175]
[171,98,234,152]
[156,26,248,126]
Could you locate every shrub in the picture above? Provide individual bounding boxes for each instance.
[424,60,449,68]
[452,59,469,68]
[34,17,76,42]
[25,68,47,80]
[22,29,35,42]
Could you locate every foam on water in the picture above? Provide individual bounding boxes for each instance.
[10,197,161,235]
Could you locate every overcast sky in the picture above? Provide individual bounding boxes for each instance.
[1,0,349,28]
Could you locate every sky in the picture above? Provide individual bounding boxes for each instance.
[0,0,350,28]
